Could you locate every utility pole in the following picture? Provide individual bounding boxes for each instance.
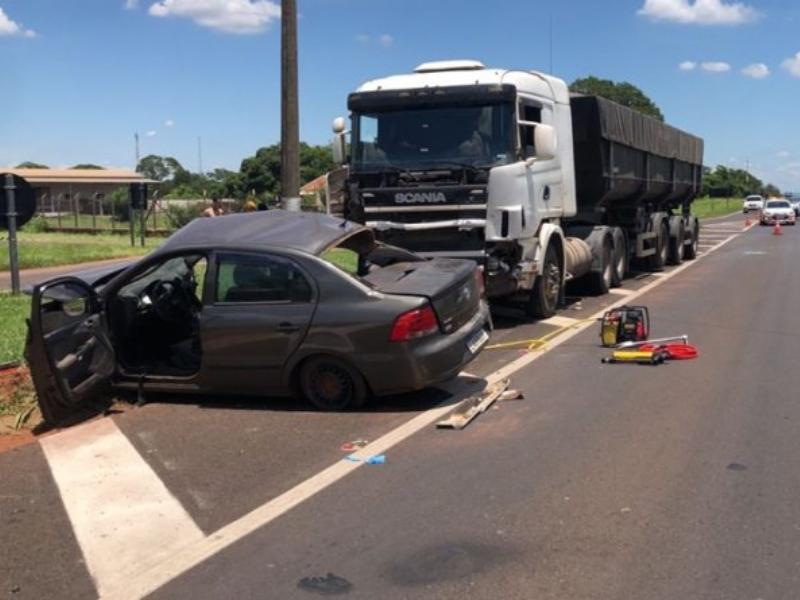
[4,175,20,295]
[281,0,301,211]
[134,132,140,170]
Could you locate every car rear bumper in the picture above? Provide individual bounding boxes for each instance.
[365,300,492,396]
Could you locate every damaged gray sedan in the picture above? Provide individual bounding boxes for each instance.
[25,211,492,425]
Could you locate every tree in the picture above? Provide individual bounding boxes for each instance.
[239,143,334,199]
[701,165,767,198]
[136,155,186,183]
[762,183,781,198]
[71,164,104,170]
[15,161,49,169]
[569,76,665,121]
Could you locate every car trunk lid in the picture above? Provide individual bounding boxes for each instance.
[364,259,480,334]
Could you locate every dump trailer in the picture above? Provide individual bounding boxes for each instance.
[330,60,704,318]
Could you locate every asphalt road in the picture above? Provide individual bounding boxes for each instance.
[7,214,800,599]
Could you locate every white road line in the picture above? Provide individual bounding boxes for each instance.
[41,419,205,598]
[541,315,581,327]
[109,228,747,600]
[608,287,635,296]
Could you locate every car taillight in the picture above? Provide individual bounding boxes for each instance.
[389,304,439,342]
[473,267,485,298]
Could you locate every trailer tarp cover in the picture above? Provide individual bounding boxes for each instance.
[572,95,703,166]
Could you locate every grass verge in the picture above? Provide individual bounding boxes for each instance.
[0,232,153,271]
[0,293,30,365]
[693,197,740,220]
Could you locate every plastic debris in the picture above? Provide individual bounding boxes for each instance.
[365,455,385,465]
[498,389,524,401]
[297,573,353,595]
[343,454,360,463]
[339,439,369,452]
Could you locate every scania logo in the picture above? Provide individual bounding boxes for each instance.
[394,192,447,204]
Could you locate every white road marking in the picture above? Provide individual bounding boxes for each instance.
[40,419,204,598]
[39,223,749,600]
[608,287,635,296]
[541,315,581,327]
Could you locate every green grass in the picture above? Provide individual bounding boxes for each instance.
[0,294,31,365]
[692,197,740,220]
[321,248,359,275]
[0,232,154,272]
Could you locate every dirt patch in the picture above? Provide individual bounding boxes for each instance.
[0,364,43,453]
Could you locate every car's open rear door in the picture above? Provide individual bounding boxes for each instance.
[25,277,116,426]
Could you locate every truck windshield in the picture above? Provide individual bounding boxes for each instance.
[352,103,514,171]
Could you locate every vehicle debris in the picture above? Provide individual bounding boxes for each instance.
[343,453,385,465]
[436,379,510,429]
[297,572,353,596]
[498,389,524,401]
[339,440,369,452]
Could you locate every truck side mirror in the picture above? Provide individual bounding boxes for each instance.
[332,117,347,166]
[534,124,557,161]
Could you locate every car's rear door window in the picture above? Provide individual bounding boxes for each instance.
[215,253,312,303]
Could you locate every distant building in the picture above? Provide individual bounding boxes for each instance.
[3,168,155,214]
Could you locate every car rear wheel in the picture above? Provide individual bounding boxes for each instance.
[299,356,368,411]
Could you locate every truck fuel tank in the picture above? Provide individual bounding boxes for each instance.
[563,237,592,280]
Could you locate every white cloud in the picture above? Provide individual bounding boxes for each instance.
[164,119,175,127]
[0,7,36,37]
[125,0,139,9]
[777,151,790,158]
[741,62,770,78]
[701,61,731,73]
[638,0,758,25]
[679,60,697,71]
[146,130,157,137]
[148,0,281,35]
[378,33,394,48]
[782,52,800,78]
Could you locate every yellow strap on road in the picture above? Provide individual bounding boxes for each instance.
[485,317,598,353]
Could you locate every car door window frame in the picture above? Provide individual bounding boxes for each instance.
[210,250,316,306]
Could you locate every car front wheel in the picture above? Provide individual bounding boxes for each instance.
[299,356,368,411]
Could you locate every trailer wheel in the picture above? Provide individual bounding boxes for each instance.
[648,221,669,271]
[684,217,700,260]
[611,228,627,287]
[526,244,561,319]
[668,220,685,265]
[589,237,613,295]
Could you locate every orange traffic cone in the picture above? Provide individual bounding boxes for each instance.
[773,220,782,236]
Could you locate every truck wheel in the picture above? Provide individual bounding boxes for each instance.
[668,220,685,265]
[611,228,627,287]
[589,237,613,295]
[648,221,669,271]
[526,244,561,319]
[684,217,700,260]
[300,356,368,411]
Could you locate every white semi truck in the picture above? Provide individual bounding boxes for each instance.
[329,60,704,318]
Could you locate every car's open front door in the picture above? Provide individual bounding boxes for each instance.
[25,277,116,425]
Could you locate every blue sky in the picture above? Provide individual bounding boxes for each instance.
[1,0,799,190]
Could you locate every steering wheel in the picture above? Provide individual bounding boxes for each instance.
[142,279,184,322]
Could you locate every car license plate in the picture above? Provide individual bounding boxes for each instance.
[467,328,490,354]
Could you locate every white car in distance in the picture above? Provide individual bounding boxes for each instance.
[743,194,764,213]
[760,199,796,226]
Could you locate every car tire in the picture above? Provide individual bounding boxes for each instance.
[647,221,669,272]
[299,356,368,411]
[526,243,561,320]
[668,220,686,265]
[589,236,613,295]
[684,217,700,260]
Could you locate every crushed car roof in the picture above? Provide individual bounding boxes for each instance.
[157,210,370,256]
